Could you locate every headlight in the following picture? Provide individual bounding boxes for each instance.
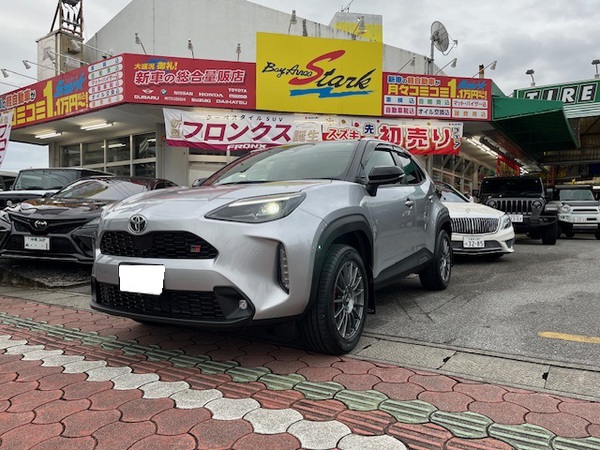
[487,200,497,208]
[499,214,512,229]
[206,192,306,223]
[532,200,543,209]
[558,204,571,213]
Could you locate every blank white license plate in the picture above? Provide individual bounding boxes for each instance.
[24,236,50,250]
[508,214,523,223]
[463,236,485,248]
[119,264,165,296]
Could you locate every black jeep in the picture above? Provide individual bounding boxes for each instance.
[477,176,558,245]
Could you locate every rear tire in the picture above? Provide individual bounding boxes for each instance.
[419,229,452,291]
[541,222,558,245]
[301,244,367,355]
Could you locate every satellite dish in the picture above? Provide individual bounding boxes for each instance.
[431,21,450,53]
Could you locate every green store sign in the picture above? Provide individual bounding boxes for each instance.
[514,80,600,118]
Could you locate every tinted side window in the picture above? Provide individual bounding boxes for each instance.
[397,154,425,185]
[363,149,399,184]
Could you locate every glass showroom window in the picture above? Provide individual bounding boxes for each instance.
[133,133,156,177]
[61,145,81,167]
[106,137,131,176]
[82,141,104,167]
[106,137,130,163]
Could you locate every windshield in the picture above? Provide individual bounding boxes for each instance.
[480,177,542,197]
[435,183,468,203]
[53,178,150,201]
[13,169,89,190]
[558,189,595,201]
[204,141,357,186]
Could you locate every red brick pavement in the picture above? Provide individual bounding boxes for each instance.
[1,295,600,449]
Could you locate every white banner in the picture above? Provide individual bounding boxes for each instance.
[0,109,14,168]
[163,108,463,154]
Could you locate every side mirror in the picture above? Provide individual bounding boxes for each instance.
[472,189,479,198]
[366,166,404,196]
[192,177,207,187]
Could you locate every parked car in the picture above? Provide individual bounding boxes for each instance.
[0,167,113,208]
[476,175,558,245]
[91,139,453,355]
[0,176,178,264]
[548,184,600,239]
[436,181,515,258]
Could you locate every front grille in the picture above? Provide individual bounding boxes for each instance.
[571,207,600,213]
[96,282,226,320]
[451,217,499,234]
[12,215,90,235]
[493,199,534,214]
[100,231,218,259]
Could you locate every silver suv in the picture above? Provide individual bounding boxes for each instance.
[548,184,600,239]
[91,139,452,354]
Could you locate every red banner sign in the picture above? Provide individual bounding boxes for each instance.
[124,54,255,109]
[382,73,492,121]
[0,54,256,130]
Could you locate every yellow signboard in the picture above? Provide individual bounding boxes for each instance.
[256,33,383,116]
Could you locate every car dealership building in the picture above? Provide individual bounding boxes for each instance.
[1,0,583,190]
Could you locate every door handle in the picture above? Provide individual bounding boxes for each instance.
[405,199,414,207]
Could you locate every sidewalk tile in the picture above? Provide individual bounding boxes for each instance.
[190,418,253,449]
[151,407,211,435]
[32,398,91,424]
[61,409,121,437]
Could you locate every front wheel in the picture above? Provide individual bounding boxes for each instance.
[595,230,600,240]
[301,244,368,355]
[419,229,452,291]
[541,222,558,245]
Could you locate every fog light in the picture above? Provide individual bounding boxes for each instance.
[238,299,248,310]
[278,243,290,292]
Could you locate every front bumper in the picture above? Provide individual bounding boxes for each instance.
[451,227,515,256]
[91,210,324,324]
[558,213,600,231]
[91,276,257,326]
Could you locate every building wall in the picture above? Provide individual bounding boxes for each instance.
[85,0,429,73]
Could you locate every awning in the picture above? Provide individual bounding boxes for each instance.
[491,96,578,158]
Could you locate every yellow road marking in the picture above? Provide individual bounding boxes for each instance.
[539,331,600,344]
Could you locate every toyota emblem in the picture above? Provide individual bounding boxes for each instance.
[128,215,147,234]
[34,220,48,230]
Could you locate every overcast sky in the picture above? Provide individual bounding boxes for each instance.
[1,0,598,170]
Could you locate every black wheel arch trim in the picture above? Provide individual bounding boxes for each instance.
[308,215,375,314]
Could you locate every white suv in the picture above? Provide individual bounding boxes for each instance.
[91,139,453,354]
[549,184,600,239]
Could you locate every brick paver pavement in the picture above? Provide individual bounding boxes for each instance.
[1,295,600,449]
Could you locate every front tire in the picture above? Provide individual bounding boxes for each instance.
[541,222,558,245]
[419,229,452,291]
[301,245,368,355]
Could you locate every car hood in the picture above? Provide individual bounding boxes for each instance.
[7,197,112,219]
[443,201,505,219]
[558,200,600,206]
[119,180,332,205]
[109,180,335,218]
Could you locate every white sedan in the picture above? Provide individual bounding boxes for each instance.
[435,182,515,258]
